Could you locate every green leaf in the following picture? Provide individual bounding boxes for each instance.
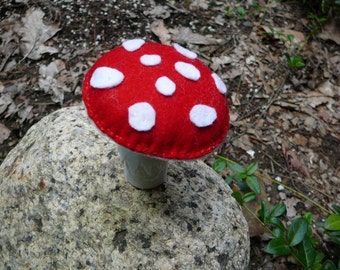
[246,175,261,195]
[269,217,285,232]
[303,212,313,224]
[276,29,284,36]
[227,162,245,174]
[237,6,246,19]
[272,228,284,238]
[266,24,275,34]
[325,230,340,245]
[288,218,308,247]
[306,224,313,238]
[225,6,234,17]
[324,214,340,231]
[311,263,323,270]
[332,205,340,215]
[235,172,247,181]
[286,55,305,68]
[270,204,286,218]
[294,237,316,268]
[266,237,291,255]
[246,162,258,175]
[232,191,244,205]
[258,200,271,222]
[286,34,295,42]
[304,213,313,237]
[322,260,338,270]
[243,192,257,203]
[313,251,325,266]
[213,158,227,173]
[310,237,319,247]
[284,53,291,61]
[225,175,233,185]
[237,180,249,192]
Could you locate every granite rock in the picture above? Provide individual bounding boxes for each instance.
[0,106,249,269]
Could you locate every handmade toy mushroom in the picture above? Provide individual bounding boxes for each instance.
[82,39,230,189]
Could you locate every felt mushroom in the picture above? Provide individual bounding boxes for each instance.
[82,38,230,189]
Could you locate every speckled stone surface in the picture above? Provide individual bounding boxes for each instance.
[0,106,249,270]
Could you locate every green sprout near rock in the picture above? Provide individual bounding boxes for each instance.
[213,155,340,269]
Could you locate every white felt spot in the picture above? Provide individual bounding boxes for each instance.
[175,62,201,81]
[173,43,197,59]
[90,67,124,89]
[212,73,227,94]
[140,54,162,66]
[190,104,217,128]
[155,76,176,96]
[128,102,156,131]
[122,38,145,52]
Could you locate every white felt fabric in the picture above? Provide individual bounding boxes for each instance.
[175,62,201,81]
[128,102,156,131]
[155,76,176,96]
[122,39,145,52]
[212,73,227,94]
[90,67,124,89]
[190,104,217,127]
[140,54,162,66]
[173,43,197,59]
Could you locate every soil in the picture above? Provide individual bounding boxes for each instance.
[0,0,339,269]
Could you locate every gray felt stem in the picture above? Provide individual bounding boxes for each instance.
[117,145,168,189]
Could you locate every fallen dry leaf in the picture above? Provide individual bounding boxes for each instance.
[150,19,171,45]
[17,104,33,124]
[319,18,340,46]
[232,134,254,152]
[144,5,170,19]
[304,91,335,109]
[170,27,223,45]
[211,55,232,71]
[224,69,242,80]
[0,29,19,71]
[317,80,339,97]
[0,123,11,144]
[17,8,61,60]
[284,148,311,179]
[293,134,308,146]
[0,94,13,115]
[285,197,299,218]
[189,0,209,10]
[231,92,241,106]
[261,25,305,48]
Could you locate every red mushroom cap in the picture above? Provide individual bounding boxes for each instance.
[82,39,230,159]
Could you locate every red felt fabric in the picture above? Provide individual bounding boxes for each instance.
[82,41,230,159]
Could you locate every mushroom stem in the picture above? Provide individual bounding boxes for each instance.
[117,145,168,189]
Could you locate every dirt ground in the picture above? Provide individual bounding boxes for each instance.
[0,0,339,269]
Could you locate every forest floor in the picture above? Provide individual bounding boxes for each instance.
[0,0,339,269]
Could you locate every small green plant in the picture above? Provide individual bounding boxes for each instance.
[224,5,247,20]
[214,159,260,204]
[307,12,328,35]
[237,6,247,20]
[225,6,235,17]
[285,53,306,68]
[264,211,326,269]
[302,0,340,14]
[323,205,340,246]
[252,1,261,11]
[213,156,340,269]
[301,0,340,34]
[308,12,328,24]
[265,25,306,69]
